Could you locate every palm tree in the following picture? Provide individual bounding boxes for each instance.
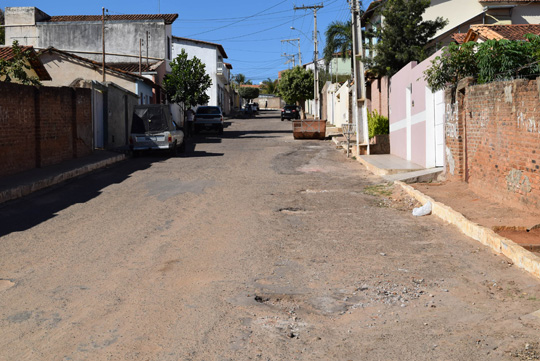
[261,78,279,94]
[234,73,247,85]
[323,20,353,71]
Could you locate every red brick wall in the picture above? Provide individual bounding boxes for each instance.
[0,83,92,177]
[446,78,540,209]
[367,76,389,118]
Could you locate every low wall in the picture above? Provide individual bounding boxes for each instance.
[0,82,92,177]
[445,78,540,209]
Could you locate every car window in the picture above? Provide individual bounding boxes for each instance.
[197,107,221,115]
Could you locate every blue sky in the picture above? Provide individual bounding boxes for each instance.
[3,0,373,83]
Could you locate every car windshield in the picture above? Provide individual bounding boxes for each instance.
[284,106,296,110]
[197,107,221,115]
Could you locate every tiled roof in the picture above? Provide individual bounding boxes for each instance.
[0,46,52,80]
[47,14,178,25]
[452,33,468,44]
[38,47,155,85]
[172,36,228,59]
[361,0,383,23]
[107,61,163,73]
[224,62,233,70]
[0,46,33,61]
[466,24,540,42]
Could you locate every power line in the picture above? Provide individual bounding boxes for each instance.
[186,0,288,37]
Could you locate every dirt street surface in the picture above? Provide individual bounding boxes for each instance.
[1,110,540,360]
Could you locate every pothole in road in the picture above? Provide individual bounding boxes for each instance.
[299,189,330,194]
[0,279,15,291]
[278,207,307,215]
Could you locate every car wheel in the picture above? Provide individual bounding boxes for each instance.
[170,142,179,157]
[281,117,284,121]
[179,140,186,154]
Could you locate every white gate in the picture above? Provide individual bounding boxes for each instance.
[434,90,445,167]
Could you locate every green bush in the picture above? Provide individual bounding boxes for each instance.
[368,110,389,139]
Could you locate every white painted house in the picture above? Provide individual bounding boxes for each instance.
[171,37,231,113]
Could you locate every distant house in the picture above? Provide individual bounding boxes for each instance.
[36,48,157,150]
[4,6,177,98]
[425,0,540,48]
[453,23,540,43]
[362,0,540,119]
[171,36,232,113]
[0,45,51,83]
[38,47,155,103]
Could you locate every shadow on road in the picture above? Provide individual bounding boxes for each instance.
[0,158,159,237]
[221,130,291,139]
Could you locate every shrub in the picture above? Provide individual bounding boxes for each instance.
[368,110,389,139]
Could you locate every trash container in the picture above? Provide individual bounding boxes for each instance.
[292,120,327,140]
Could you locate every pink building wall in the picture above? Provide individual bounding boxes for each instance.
[388,50,442,168]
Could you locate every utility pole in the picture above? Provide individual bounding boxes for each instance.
[146,31,150,66]
[294,4,323,120]
[350,0,368,154]
[281,53,296,67]
[281,38,301,66]
[102,7,106,82]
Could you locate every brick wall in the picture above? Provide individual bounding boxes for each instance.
[446,78,540,209]
[0,83,92,177]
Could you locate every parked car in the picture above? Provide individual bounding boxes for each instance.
[281,105,300,121]
[243,104,256,117]
[252,102,259,111]
[194,106,224,134]
[129,105,185,156]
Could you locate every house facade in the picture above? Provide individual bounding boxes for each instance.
[38,48,155,102]
[4,7,177,89]
[171,36,231,112]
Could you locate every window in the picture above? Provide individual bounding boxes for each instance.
[167,36,171,60]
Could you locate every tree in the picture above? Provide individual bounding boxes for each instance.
[163,49,212,112]
[323,20,352,70]
[278,66,314,118]
[369,0,447,76]
[424,35,540,92]
[238,87,259,102]
[0,41,41,86]
[234,73,247,85]
[260,78,279,94]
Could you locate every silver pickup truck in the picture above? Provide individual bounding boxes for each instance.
[129,105,185,156]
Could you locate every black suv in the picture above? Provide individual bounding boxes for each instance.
[281,105,300,121]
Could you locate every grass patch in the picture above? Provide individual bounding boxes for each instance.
[364,183,393,197]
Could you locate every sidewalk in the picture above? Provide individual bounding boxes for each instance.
[333,137,540,280]
[0,151,126,205]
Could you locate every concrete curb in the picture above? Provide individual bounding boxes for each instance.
[396,180,540,280]
[0,154,126,205]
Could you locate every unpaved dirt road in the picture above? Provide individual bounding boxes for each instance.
[1,110,540,360]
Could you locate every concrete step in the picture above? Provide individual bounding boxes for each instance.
[383,167,444,184]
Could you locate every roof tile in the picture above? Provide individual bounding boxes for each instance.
[47,14,178,25]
